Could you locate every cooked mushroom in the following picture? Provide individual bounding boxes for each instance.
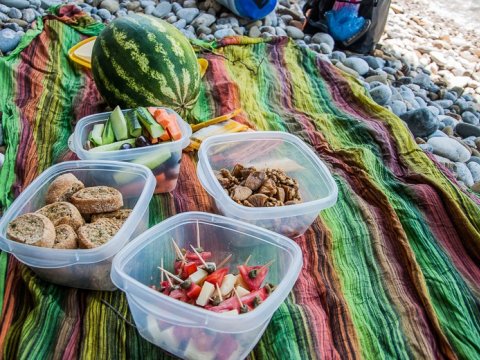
[231,186,253,201]
[258,178,277,196]
[247,194,269,207]
[232,164,245,178]
[276,187,286,203]
[244,171,266,191]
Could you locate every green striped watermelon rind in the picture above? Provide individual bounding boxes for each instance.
[92,14,201,116]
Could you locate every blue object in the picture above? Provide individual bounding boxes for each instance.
[216,0,277,20]
[326,5,367,42]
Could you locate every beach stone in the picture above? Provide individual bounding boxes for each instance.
[428,106,440,116]
[330,51,346,62]
[442,126,454,136]
[0,0,29,9]
[419,143,433,152]
[0,3,8,12]
[343,57,369,76]
[214,28,235,39]
[455,123,480,138]
[428,137,471,162]
[400,108,438,137]
[335,62,360,78]
[177,8,199,24]
[390,100,407,116]
[434,100,454,109]
[22,7,35,22]
[191,12,215,27]
[369,84,392,106]
[468,156,480,166]
[439,116,458,128]
[434,155,455,170]
[462,111,479,125]
[97,8,111,20]
[0,153,3,168]
[152,2,171,18]
[363,56,385,70]
[413,72,432,89]
[311,32,334,49]
[8,7,22,18]
[285,26,304,39]
[365,74,388,84]
[429,130,448,138]
[0,28,20,53]
[40,0,61,9]
[100,0,118,13]
[455,162,474,186]
[174,19,186,29]
[275,27,287,37]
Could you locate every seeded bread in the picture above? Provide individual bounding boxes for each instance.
[70,186,123,214]
[45,173,85,204]
[36,202,85,229]
[91,209,132,224]
[53,224,78,249]
[77,218,120,249]
[7,213,55,247]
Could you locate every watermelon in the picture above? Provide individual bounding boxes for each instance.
[91,15,201,116]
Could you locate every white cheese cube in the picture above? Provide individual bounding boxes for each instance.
[235,285,250,298]
[196,281,215,307]
[189,268,208,285]
[220,309,239,316]
[235,274,249,290]
[220,274,236,296]
[184,340,216,360]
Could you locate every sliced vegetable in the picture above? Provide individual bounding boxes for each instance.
[89,123,104,146]
[110,106,128,141]
[238,264,269,291]
[189,268,208,285]
[102,118,115,145]
[152,108,182,141]
[185,251,212,262]
[136,107,165,138]
[186,283,202,299]
[131,148,171,170]
[204,267,228,286]
[206,288,268,313]
[219,274,236,296]
[235,285,250,298]
[125,110,142,137]
[181,262,198,279]
[89,138,136,152]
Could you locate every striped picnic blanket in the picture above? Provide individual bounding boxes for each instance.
[1,7,480,360]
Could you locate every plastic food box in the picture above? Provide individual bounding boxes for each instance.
[111,212,302,360]
[0,160,155,290]
[69,108,192,194]
[197,132,338,237]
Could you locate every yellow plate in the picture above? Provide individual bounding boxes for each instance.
[68,36,96,69]
[68,36,209,77]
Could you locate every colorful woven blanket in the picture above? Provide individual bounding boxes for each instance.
[1,9,480,360]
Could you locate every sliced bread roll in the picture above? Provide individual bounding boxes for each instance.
[70,186,123,214]
[53,224,78,249]
[77,218,120,249]
[7,213,55,248]
[46,173,85,204]
[91,209,132,224]
[36,201,85,229]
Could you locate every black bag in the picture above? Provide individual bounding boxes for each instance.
[303,0,391,54]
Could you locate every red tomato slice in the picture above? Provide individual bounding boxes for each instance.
[181,262,197,279]
[186,283,202,299]
[204,268,229,286]
[185,251,212,262]
[237,264,269,291]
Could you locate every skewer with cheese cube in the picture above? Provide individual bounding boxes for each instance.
[189,268,208,285]
[235,285,250,298]
[219,274,236,296]
[196,281,215,306]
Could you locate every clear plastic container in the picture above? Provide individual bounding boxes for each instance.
[111,212,302,360]
[69,108,192,194]
[197,132,338,237]
[0,160,155,290]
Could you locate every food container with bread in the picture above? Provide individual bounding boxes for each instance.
[197,132,338,238]
[69,106,192,194]
[0,160,155,290]
[111,212,302,360]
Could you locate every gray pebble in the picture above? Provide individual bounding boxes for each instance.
[455,162,474,186]
[428,130,448,138]
[22,7,35,22]
[462,111,479,125]
[214,28,235,39]
[438,115,458,127]
[97,8,111,20]
[390,100,407,116]
[144,4,154,15]
[249,26,261,37]
[419,143,434,152]
[174,18,186,29]
[363,56,385,70]
[285,26,304,39]
[140,0,154,8]
[0,28,21,53]
[455,122,480,138]
[196,25,211,35]
[166,15,177,23]
[412,72,432,90]
[369,84,392,106]
[311,32,334,49]
[100,0,119,13]
[343,57,369,76]
[152,2,171,18]
[191,13,215,27]
[400,108,439,137]
[183,0,196,8]
[8,7,22,18]
[467,162,480,183]
[0,0,29,9]
[330,51,346,62]
[276,27,287,37]
[177,8,199,24]
[0,4,9,12]
[427,137,471,162]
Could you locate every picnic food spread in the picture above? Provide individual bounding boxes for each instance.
[153,239,276,315]
[91,14,201,116]
[6,173,130,250]
[215,164,302,207]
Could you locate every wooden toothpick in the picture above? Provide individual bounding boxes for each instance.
[217,254,232,269]
[233,288,243,307]
[160,258,164,283]
[244,255,252,266]
[196,221,201,249]
[260,259,275,271]
[189,244,208,268]
[171,238,186,263]
[158,266,183,283]
[216,284,223,302]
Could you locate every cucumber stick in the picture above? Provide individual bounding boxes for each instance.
[102,118,115,145]
[89,138,135,152]
[89,124,104,146]
[132,149,171,169]
[136,107,165,138]
[110,106,128,141]
[126,110,143,137]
